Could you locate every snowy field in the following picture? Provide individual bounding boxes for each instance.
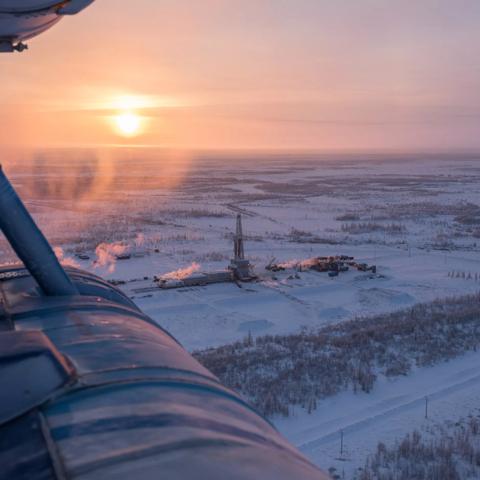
[3,149,480,476]
[276,350,480,478]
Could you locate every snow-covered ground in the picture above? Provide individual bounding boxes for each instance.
[70,245,480,351]
[4,150,480,475]
[275,350,480,478]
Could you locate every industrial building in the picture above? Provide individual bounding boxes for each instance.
[156,214,255,289]
[267,255,376,277]
[157,270,233,289]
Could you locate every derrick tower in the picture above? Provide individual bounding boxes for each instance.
[229,214,254,280]
[234,214,245,260]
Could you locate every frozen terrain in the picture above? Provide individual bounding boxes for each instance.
[276,350,480,478]
[4,151,480,348]
[3,149,480,476]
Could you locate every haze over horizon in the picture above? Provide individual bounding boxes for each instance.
[1,0,480,152]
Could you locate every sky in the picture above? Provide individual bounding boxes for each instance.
[1,0,480,151]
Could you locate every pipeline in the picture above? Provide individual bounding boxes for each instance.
[0,165,78,296]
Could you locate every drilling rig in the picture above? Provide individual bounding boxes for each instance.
[0,4,328,479]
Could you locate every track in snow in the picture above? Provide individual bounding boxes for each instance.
[275,351,480,475]
[300,368,480,454]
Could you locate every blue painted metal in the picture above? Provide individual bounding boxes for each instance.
[58,0,95,15]
[0,411,57,480]
[0,2,328,476]
[0,267,329,479]
[0,1,95,51]
[0,168,327,479]
[0,330,74,424]
[0,167,78,296]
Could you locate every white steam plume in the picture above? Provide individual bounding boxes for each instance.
[161,262,201,280]
[94,242,128,273]
[53,246,80,268]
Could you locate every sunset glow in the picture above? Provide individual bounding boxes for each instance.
[2,4,480,478]
[1,0,480,150]
[113,112,142,137]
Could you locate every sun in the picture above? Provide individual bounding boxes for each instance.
[114,111,142,137]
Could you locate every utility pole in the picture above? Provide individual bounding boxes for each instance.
[425,396,429,419]
[340,430,344,457]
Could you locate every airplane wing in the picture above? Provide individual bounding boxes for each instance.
[0,0,94,52]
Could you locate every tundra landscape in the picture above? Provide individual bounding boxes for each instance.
[3,149,480,478]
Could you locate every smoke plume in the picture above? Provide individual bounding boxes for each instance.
[134,232,145,248]
[277,258,318,270]
[94,242,128,273]
[162,262,201,280]
[53,246,80,268]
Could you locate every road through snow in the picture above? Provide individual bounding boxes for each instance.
[275,350,480,477]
